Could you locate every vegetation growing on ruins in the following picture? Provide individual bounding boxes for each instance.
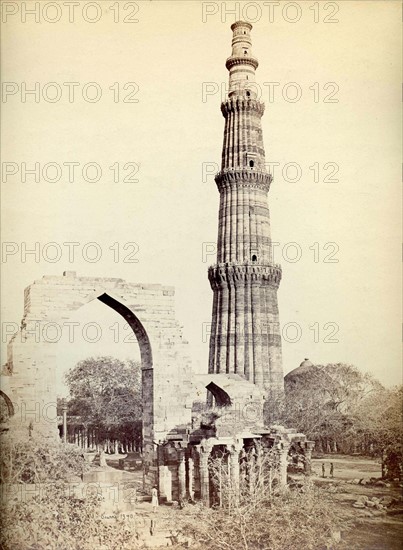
[0,437,343,550]
[176,454,342,550]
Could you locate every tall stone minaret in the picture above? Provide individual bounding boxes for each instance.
[208,21,283,394]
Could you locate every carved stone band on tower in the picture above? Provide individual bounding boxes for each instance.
[208,21,283,395]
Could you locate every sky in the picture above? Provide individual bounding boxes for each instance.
[1,0,401,392]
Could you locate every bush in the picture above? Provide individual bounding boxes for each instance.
[177,480,341,550]
[0,483,142,550]
[0,436,90,484]
[0,436,143,549]
[175,449,342,550]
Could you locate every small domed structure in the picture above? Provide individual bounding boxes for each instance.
[284,358,315,380]
[299,358,314,368]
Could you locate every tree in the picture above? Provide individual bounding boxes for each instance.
[352,385,402,476]
[283,363,393,454]
[64,356,142,452]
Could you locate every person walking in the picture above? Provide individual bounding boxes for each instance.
[330,462,334,478]
[322,463,325,478]
[151,486,159,513]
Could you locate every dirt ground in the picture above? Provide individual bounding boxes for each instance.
[311,455,403,549]
[105,454,403,549]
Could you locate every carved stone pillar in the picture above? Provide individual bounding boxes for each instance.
[193,448,201,498]
[198,446,211,506]
[228,442,242,503]
[277,440,290,487]
[230,449,240,491]
[248,448,256,494]
[178,452,186,501]
[304,441,315,475]
[188,457,195,501]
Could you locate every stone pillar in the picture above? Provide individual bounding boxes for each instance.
[198,447,211,506]
[178,452,186,502]
[159,465,172,502]
[248,448,256,494]
[278,440,290,487]
[228,442,243,504]
[193,448,201,498]
[188,457,195,501]
[304,441,315,475]
[230,448,240,495]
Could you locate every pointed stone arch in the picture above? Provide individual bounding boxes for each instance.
[0,390,15,418]
[97,292,152,370]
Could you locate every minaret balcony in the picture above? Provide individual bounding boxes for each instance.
[226,56,259,71]
[221,97,265,116]
[208,261,282,289]
[215,168,272,192]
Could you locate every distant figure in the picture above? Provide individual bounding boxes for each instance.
[330,462,334,478]
[322,463,325,478]
[151,486,159,513]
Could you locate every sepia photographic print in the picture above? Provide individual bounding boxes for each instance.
[1,1,401,549]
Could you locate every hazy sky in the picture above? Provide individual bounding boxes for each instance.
[1,0,401,391]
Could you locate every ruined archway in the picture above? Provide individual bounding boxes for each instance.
[4,272,193,486]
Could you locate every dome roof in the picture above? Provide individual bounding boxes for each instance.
[284,358,315,380]
[299,358,314,368]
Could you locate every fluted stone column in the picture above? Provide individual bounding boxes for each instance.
[207,21,284,395]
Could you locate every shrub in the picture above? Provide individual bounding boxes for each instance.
[177,481,341,550]
[0,436,90,484]
[0,436,143,549]
[0,482,142,550]
[175,451,342,550]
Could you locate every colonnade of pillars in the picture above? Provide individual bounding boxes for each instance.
[63,425,140,453]
[159,439,314,507]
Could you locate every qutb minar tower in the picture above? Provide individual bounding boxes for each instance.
[208,21,283,394]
